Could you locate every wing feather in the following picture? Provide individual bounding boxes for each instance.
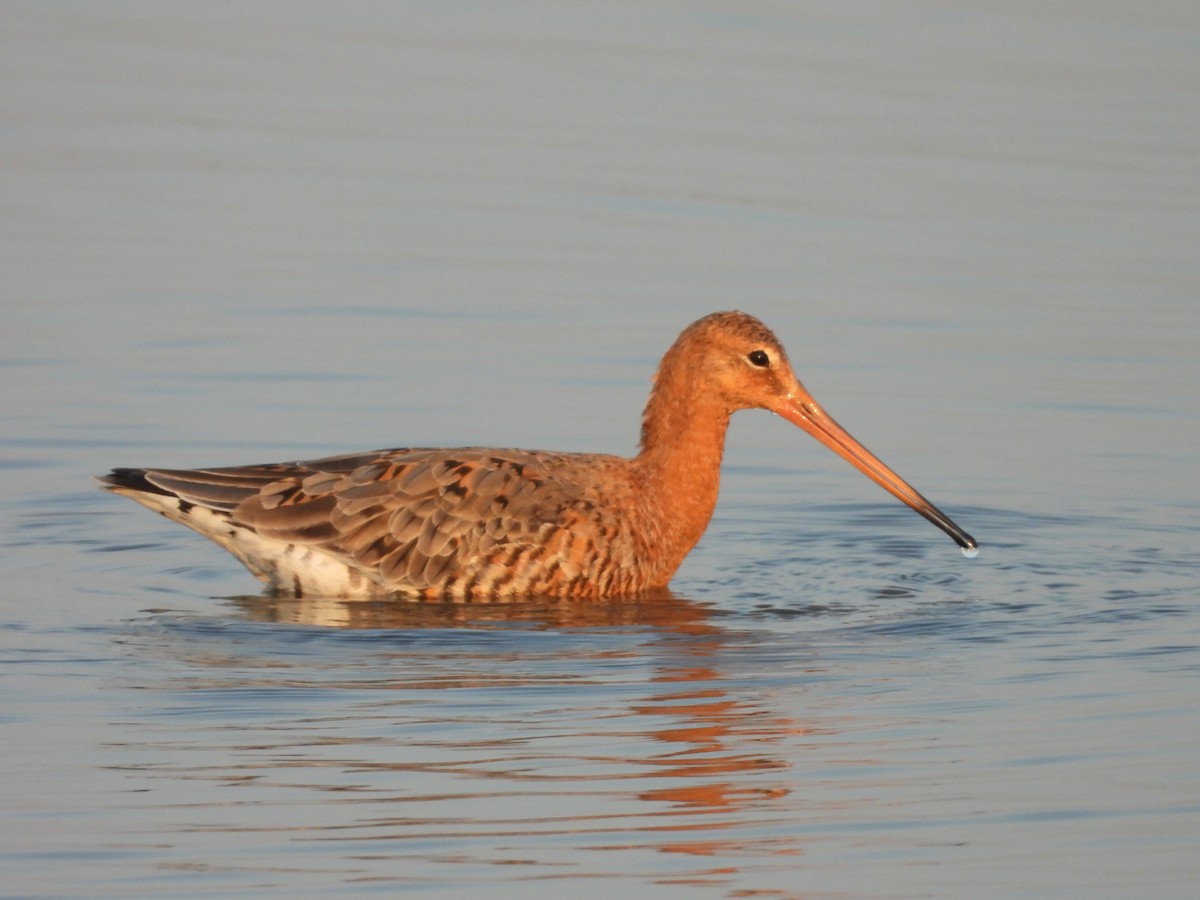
[104,446,630,596]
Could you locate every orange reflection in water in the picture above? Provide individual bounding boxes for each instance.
[212,590,821,884]
[228,588,714,631]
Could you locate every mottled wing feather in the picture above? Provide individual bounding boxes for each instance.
[224,448,604,595]
[109,447,636,597]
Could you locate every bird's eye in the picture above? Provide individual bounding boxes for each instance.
[747,349,770,367]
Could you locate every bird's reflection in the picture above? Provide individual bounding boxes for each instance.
[224,587,720,632]
[137,588,813,881]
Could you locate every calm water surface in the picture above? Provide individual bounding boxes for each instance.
[3,3,1199,898]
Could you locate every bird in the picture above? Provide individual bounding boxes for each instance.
[98,311,976,600]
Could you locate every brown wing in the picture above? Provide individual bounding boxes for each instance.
[134,448,611,595]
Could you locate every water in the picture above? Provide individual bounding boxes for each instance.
[4,2,1199,897]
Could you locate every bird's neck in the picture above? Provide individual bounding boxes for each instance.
[633,373,731,573]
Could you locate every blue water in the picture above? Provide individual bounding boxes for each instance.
[3,3,1199,897]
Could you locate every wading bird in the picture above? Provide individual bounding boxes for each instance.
[100,311,976,599]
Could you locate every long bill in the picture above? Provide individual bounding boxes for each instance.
[774,392,977,553]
